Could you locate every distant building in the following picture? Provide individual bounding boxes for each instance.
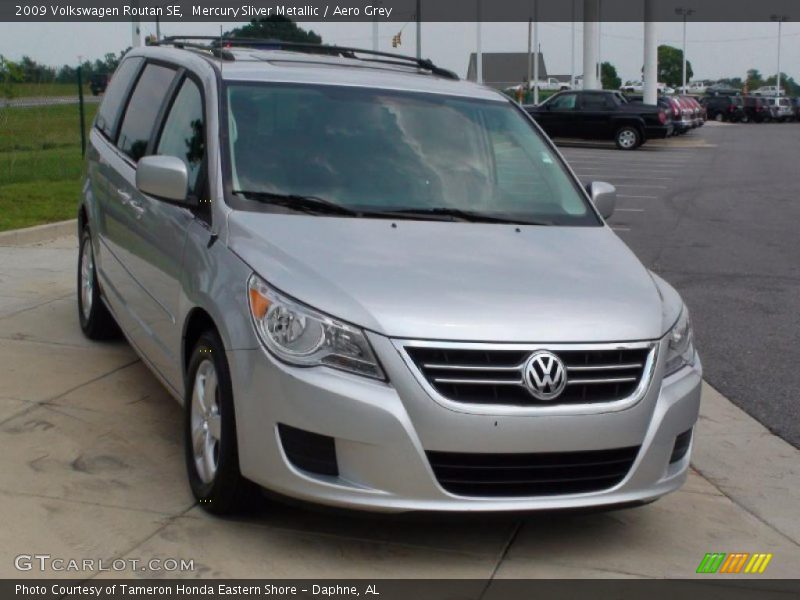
[466,52,548,89]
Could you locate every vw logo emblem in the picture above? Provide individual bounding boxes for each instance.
[523,351,567,401]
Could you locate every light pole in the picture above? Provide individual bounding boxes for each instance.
[570,0,576,88]
[476,0,482,84]
[770,15,789,94]
[675,7,694,94]
[533,0,539,104]
[416,0,422,59]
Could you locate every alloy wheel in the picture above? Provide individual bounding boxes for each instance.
[618,129,637,149]
[80,236,94,321]
[190,359,222,484]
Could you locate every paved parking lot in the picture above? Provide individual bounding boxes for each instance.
[558,121,800,450]
[1,123,799,582]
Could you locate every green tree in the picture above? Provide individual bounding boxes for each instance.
[601,62,621,90]
[716,77,743,89]
[0,55,23,99]
[745,69,764,92]
[224,16,322,44]
[643,45,693,88]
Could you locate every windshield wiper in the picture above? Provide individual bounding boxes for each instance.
[233,191,360,216]
[389,207,551,226]
[234,191,457,221]
[234,192,550,225]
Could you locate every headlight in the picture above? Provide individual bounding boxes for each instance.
[247,274,384,380]
[664,307,695,376]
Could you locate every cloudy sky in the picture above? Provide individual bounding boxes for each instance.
[2,20,797,83]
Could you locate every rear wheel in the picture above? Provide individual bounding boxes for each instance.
[77,227,119,340]
[615,126,641,150]
[185,330,254,515]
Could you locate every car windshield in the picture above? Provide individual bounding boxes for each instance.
[224,83,598,226]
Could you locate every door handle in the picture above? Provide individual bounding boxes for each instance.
[128,200,145,219]
[117,189,132,203]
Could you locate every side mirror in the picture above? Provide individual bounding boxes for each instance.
[587,181,616,219]
[136,155,190,204]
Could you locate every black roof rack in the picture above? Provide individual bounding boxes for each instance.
[154,36,459,81]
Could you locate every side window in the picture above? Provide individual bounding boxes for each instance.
[157,78,205,196]
[549,93,577,110]
[95,57,143,139]
[116,63,176,162]
[581,93,610,110]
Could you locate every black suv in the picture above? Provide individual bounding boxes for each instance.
[89,73,109,96]
[525,90,672,150]
[702,95,745,122]
[743,96,769,123]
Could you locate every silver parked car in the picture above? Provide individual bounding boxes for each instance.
[77,39,701,514]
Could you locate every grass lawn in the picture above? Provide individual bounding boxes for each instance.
[6,82,92,98]
[0,103,96,231]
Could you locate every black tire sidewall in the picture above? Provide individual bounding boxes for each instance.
[184,330,246,512]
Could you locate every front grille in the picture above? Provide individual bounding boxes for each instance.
[427,446,640,497]
[405,345,653,406]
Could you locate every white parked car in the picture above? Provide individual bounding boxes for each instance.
[620,81,643,93]
[621,81,673,95]
[535,77,572,91]
[752,86,785,97]
[687,81,711,94]
[509,78,571,92]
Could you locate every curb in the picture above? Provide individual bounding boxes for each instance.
[694,382,800,546]
[0,219,77,247]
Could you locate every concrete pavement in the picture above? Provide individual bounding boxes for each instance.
[0,234,798,581]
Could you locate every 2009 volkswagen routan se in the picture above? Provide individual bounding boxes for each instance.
[77,38,701,514]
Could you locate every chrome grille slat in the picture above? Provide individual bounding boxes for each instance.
[424,363,523,372]
[405,344,655,408]
[433,378,523,385]
[567,376,638,385]
[567,363,642,371]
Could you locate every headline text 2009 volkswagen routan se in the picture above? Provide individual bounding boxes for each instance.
[77,39,701,514]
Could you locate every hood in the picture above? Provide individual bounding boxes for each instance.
[227,214,668,343]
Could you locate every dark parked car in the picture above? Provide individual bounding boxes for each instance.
[790,97,800,121]
[525,90,672,150]
[701,95,745,122]
[743,96,769,123]
[89,73,109,96]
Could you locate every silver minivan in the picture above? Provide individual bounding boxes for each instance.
[78,39,701,514]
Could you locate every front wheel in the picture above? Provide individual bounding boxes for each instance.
[185,330,254,515]
[615,126,641,150]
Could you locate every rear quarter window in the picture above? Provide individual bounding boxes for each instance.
[94,57,143,139]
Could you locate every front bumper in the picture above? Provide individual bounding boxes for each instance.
[229,335,702,513]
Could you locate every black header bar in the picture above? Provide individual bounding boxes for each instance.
[2,0,797,23]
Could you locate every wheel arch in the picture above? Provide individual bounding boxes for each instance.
[182,307,222,379]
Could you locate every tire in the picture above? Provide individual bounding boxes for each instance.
[615,126,641,150]
[185,329,254,515]
[77,227,119,340]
